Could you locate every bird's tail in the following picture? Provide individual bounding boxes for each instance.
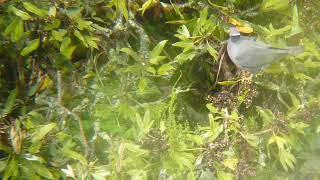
[288,46,304,55]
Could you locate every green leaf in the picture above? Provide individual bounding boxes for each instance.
[289,122,309,134]
[92,24,111,33]
[60,37,76,59]
[76,18,93,31]
[279,148,296,171]
[175,50,197,64]
[157,63,174,75]
[146,66,156,75]
[256,106,276,123]
[66,7,83,19]
[207,43,218,61]
[61,148,87,165]
[208,116,223,142]
[4,18,24,42]
[3,157,18,180]
[0,159,8,173]
[223,158,238,170]
[31,123,56,143]
[0,144,11,153]
[9,6,32,20]
[149,56,167,65]
[73,30,87,47]
[206,103,219,114]
[84,35,99,49]
[239,132,259,147]
[1,88,17,118]
[217,171,234,180]
[218,80,238,86]
[23,2,47,17]
[120,48,140,61]
[51,29,67,42]
[287,5,303,37]
[48,6,56,17]
[118,0,128,20]
[175,25,190,40]
[140,0,155,16]
[172,39,194,51]
[44,19,60,30]
[30,161,54,179]
[150,40,168,59]
[21,38,40,56]
[138,78,148,92]
[261,0,289,12]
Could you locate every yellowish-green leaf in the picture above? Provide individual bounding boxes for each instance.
[289,122,309,134]
[172,39,194,51]
[118,0,128,20]
[76,19,93,31]
[62,148,87,165]
[60,37,76,59]
[92,24,111,33]
[120,48,140,61]
[239,132,259,147]
[140,0,156,16]
[150,40,168,59]
[279,148,296,171]
[146,66,156,75]
[207,43,218,61]
[157,63,174,75]
[48,6,56,17]
[51,30,67,42]
[3,157,18,180]
[9,6,31,20]
[165,19,190,24]
[21,38,40,56]
[66,7,83,19]
[217,171,234,180]
[31,123,56,143]
[228,17,242,26]
[261,0,289,12]
[287,5,303,37]
[237,26,253,34]
[73,30,87,47]
[84,35,99,49]
[23,2,47,17]
[4,18,24,42]
[138,78,147,92]
[149,56,166,65]
[206,103,219,114]
[44,19,60,30]
[30,161,54,179]
[218,80,239,86]
[223,158,238,170]
[256,106,276,123]
[175,50,197,64]
[1,89,17,117]
[38,75,53,92]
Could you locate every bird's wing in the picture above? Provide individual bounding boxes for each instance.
[236,39,289,65]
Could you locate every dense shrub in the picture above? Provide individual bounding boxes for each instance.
[0,0,320,179]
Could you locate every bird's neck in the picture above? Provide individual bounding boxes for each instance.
[230,35,241,42]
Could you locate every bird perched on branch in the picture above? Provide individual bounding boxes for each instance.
[227,27,304,73]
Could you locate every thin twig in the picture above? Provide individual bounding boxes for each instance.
[57,70,62,104]
[214,44,227,87]
[252,128,273,136]
[56,103,90,158]
[223,108,229,142]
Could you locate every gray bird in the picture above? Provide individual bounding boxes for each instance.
[227,27,303,73]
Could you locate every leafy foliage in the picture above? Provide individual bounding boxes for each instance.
[0,0,320,179]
